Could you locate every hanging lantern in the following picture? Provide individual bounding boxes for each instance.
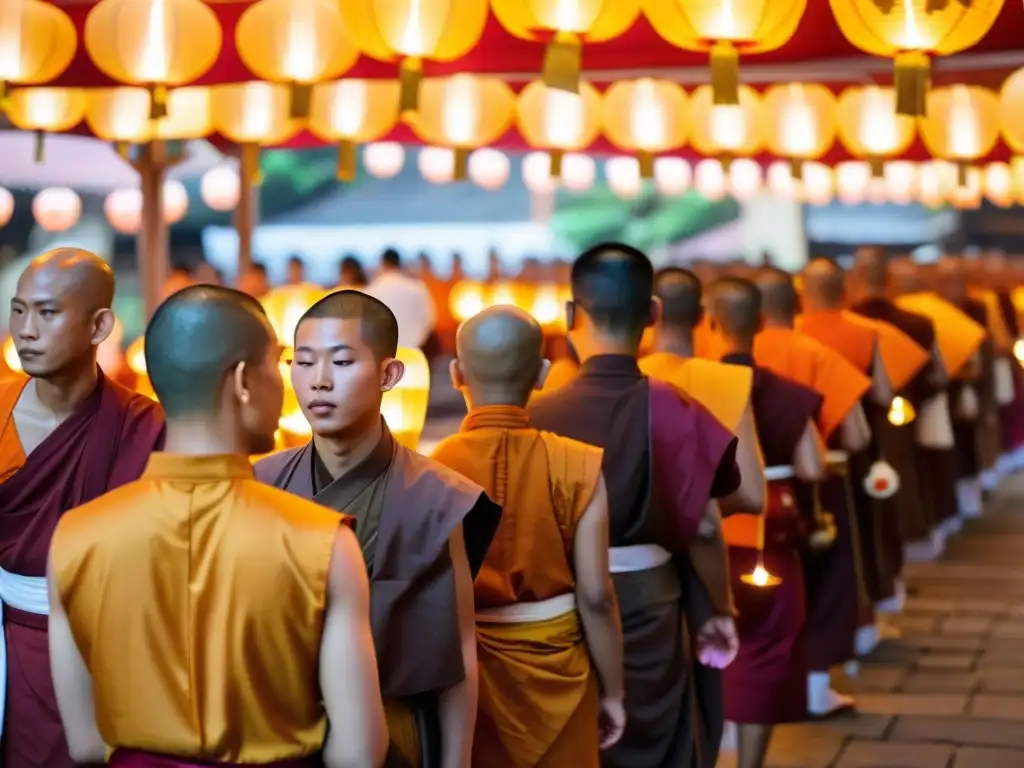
[468,149,511,191]
[163,180,189,224]
[768,161,834,205]
[104,188,142,234]
[0,0,77,97]
[836,162,888,206]
[418,147,456,185]
[491,0,640,94]
[0,187,13,228]
[522,150,596,192]
[85,86,213,143]
[412,75,516,180]
[84,0,222,120]
[560,154,598,192]
[200,164,240,212]
[236,0,359,120]
[363,142,406,179]
[689,83,763,165]
[761,83,837,181]
[523,151,557,193]
[602,79,689,178]
[3,87,87,163]
[530,283,563,327]
[261,284,329,347]
[694,160,727,201]
[338,0,488,115]
[916,160,952,208]
[381,347,431,451]
[984,163,1014,207]
[836,86,916,177]
[654,158,692,197]
[950,166,983,210]
[605,157,643,199]
[884,161,918,205]
[212,82,299,184]
[643,0,807,105]
[32,187,81,232]
[309,79,401,181]
[729,158,763,201]
[449,280,486,322]
[919,85,1000,188]
[999,67,1024,158]
[516,80,602,179]
[829,0,1004,117]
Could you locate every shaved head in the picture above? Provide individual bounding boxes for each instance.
[455,306,545,405]
[21,247,115,311]
[855,246,888,292]
[754,267,799,323]
[706,277,762,346]
[802,258,846,310]
[571,242,655,344]
[298,290,398,360]
[653,267,703,330]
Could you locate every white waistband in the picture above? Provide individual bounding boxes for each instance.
[0,567,49,744]
[476,593,577,624]
[609,544,672,573]
[765,465,795,481]
[826,450,849,465]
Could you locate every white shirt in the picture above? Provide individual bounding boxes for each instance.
[364,270,437,348]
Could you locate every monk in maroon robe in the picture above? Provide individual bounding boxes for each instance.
[528,244,742,768]
[1,248,165,768]
[706,277,825,768]
[981,255,1024,473]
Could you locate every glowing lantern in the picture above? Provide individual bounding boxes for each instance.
[984,163,1014,207]
[695,160,727,201]
[104,189,142,234]
[836,86,916,176]
[916,161,952,207]
[212,82,299,182]
[530,283,563,327]
[338,0,488,114]
[449,280,486,322]
[728,158,763,200]
[2,337,20,371]
[4,88,87,161]
[888,396,916,426]
[200,165,240,212]
[767,161,834,205]
[919,85,1000,187]
[381,347,430,450]
[884,161,918,205]
[84,0,222,120]
[950,166,983,210]
[999,68,1024,157]
[523,151,556,193]
[0,187,13,227]
[489,281,520,309]
[601,79,688,178]
[261,284,329,347]
[125,336,155,399]
[643,0,807,105]
[0,0,77,96]
[309,79,400,181]
[468,149,511,191]
[163,180,189,224]
[491,0,640,93]
[522,150,596,192]
[654,158,692,197]
[413,75,516,180]
[363,142,406,179]
[689,84,763,165]
[418,147,456,185]
[761,83,837,180]
[516,80,602,178]
[560,154,598,192]
[32,187,81,232]
[605,157,643,199]
[84,86,212,143]
[829,0,1004,117]
[836,161,888,206]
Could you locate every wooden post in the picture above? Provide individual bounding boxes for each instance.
[234,143,261,282]
[135,143,169,321]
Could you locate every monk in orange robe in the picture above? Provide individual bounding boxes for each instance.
[431,306,625,767]
[2,249,165,768]
[48,285,388,768]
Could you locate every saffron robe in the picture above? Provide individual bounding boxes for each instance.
[639,353,753,432]
[720,354,822,726]
[254,421,502,768]
[0,372,165,768]
[429,406,604,768]
[528,355,740,768]
[109,752,319,768]
[52,454,341,765]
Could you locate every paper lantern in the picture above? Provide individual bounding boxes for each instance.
[689,83,763,162]
[530,283,563,327]
[643,0,806,105]
[919,85,1000,186]
[767,161,834,205]
[602,79,689,177]
[561,154,597,192]
[338,0,488,114]
[884,161,917,205]
[85,86,212,142]
[836,86,916,175]
[309,79,400,181]
[212,82,298,146]
[413,75,516,179]
[950,166,983,210]
[999,67,1024,155]
[84,0,222,119]
[761,83,837,179]
[468,149,511,190]
[0,187,13,227]
[516,80,602,177]
[4,87,86,136]
[728,158,763,200]
[104,188,142,234]
[261,284,329,347]
[363,142,406,179]
[381,347,430,451]
[491,0,640,93]
[0,0,77,91]
[605,157,642,199]
[695,160,727,201]
[32,187,81,232]
[236,0,359,119]
[984,163,1014,207]
[418,147,456,184]
[200,165,240,212]
[654,158,692,197]
[163,180,189,224]
[916,161,951,207]
[449,280,485,322]
[522,151,596,192]
[829,0,1004,116]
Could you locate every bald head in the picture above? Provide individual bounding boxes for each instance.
[653,267,702,331]
[754,267,798,324]
[455,306,544,405]
[706,277,762,347]
[21,247,115,311]
[298,290,398,360]
[855,246,888,292]
[571,242,655,343]
[802,258,846,310]
[145,285,276,418]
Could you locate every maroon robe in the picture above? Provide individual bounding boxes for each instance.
[0,372,165,768]
[720,355,821,725]
[110,750,319,768]
[528,354,740,768]
[994,292,1024,453]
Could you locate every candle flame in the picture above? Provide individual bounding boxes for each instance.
[888,396,916,426]
[750,564,770,586]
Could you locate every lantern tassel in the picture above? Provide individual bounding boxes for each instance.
[0,80,7,111]
[399,57,423,118]
[957,162,969,188]
[894,51,930,117]
[453,148,470,181]
[336,140,357,182]
[709,41,740,106]
[549,149,564,178]
[148,84,168,120]
[720,154,734,173]
[789,158,804,181]
[33,130,45,164]
[289,83,313,120]
[637,151,655,179]
[543,32,582,94]
[869,156,885,178]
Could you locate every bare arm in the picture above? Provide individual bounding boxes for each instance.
[321,527,389,768]
[439,524,477,768]
[688,502,734,616]
[839,402,872,454]
[870,341,894,406]
[47,556,106,765]
[793,421,826,484]
[717,404,766,516]
[572,474,624,700]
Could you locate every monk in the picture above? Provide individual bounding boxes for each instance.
[528,243,742,768]
[48,285,387,768]
[705,276,826,768]
[255,290,503,768]
[431,306,625,767]
[1,248,165,768]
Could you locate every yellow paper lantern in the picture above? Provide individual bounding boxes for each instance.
[916,160,953,207]
[449,280,485,321]
[104,188,143,234]
[601,78,689,178]
[412,75,516,180]
[363,142,406,179]
[919,85,1000,186]
[884,161,918,205]
[261,284,329,347]
[32,187,81,232]
[829,0,1004,117]
[516,80,603,178]
[760,82,837,180]
[84,0,222,119]
[235,0,359,120]
[0,0,77,95]
[418,146,457,185]
[695,159,727,201]
[654,158,692,197]
[689,83,763,163]
[309,79,401,181]
[381,347,430,450]
[999,67,1024,156]
[728,158,764,200]
[200,164,240,212]
[468,148,511,191]
[338,0,488,115]
[767,160,834,205]
[491,0,641,93]
[643,0,807,105]
[85,86,212,143]
[836,86,916,176]
[4,87,87,162]
[530,283,564,327]
[984,162,1014,207]
[213,82,299,183]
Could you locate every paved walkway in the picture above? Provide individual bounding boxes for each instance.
[720,473,1024,767]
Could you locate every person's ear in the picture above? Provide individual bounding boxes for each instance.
[381,358,405,392]
[449,358,465,390]
[232,360,251,405]
[91,308,115,346]
[646,297,662,328]
[535,358,551,391]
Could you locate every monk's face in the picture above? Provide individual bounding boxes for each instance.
[291,317,402,437]
[241,331,287,455]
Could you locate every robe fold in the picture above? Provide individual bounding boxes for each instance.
[528,355,740,768]
[0,372,165,768]
[719,354,822,725]
[639,353,753,432]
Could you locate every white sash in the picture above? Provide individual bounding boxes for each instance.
[765,465,795,482]
[826,450,849,466]
[0,567,49,741]
[958,384,980,421]
[994,358,1016,406]
[916,391,955,449]
[609,544,672,573]
[476,593,577,624]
